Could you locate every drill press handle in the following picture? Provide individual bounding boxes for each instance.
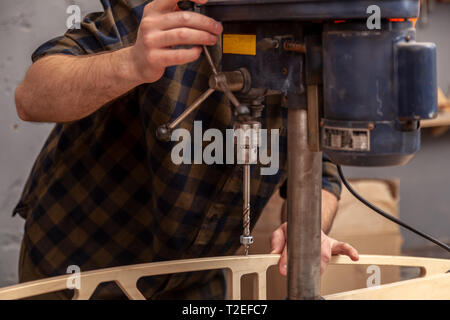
[155,1,253,141]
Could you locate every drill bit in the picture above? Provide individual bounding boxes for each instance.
[242,164,251,256]
[236,121,259,256]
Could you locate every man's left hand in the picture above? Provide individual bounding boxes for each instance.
[270,222,359,276]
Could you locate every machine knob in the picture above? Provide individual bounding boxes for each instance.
[156,124,172,142]
[235,105,251,119]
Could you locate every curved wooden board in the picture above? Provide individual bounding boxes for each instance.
[329,254,450,276]
[0,254,448,300]
[325,273,450,300]
[0,255,280,300]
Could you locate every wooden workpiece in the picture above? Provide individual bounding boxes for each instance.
[0,254,448,300]
[326,272,450,300]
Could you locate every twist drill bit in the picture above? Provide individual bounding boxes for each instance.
[242,164,252,256]
[237,121,260,256]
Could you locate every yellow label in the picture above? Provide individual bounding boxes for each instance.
[223,34,256,56]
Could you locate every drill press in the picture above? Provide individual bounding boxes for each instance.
[157,0,437,299]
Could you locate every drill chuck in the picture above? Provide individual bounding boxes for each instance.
[234,121,260,165]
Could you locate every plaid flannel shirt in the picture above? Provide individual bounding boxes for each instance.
[14,0,341,299]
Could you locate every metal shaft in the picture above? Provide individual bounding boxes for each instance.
[237,121,259,256]
[243,164,251,256]
[163,45,217,132]
[167,87,215,130]
[203,45,218,75]
[287,108,322,300]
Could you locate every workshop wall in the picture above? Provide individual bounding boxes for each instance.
[0,1,449,287]
[0,0,102,287]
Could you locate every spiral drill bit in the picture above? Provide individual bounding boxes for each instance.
[236,121,260,256]
[242,164,252,256]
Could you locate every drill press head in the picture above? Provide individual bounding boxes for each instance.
[201,0,437,167]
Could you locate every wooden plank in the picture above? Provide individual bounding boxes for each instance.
[325,273,450,300]
[329,254,450,276]
[0,254,279,300]
[256,271,267,300]
[0,254,448,300]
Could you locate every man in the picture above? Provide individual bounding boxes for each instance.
[14,0,358,299]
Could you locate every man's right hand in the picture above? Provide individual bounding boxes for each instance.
[130,0,223,83]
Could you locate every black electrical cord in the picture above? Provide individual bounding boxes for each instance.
[337,165,450,253]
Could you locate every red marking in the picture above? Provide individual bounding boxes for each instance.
[389,18,405,22]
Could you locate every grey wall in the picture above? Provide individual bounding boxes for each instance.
[416,4,450,96]
[0,0,102,287]
[0,1,449,287]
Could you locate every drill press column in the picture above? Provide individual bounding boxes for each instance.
[287,107,323,300]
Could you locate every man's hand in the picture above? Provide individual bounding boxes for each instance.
[130,0,223,83]
[270,222,359,276]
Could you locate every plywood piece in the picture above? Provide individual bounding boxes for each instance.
[325,273,450,300]
[0,254,448,300]
[0,255,279,300]
[329,254,450,276]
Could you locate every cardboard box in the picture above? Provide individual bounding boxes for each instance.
[323,179,402,295]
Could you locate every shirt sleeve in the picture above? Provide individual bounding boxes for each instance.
[279,153,342,200]
[31,0,144,62]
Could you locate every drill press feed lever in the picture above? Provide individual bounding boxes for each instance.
[155,52,252,142]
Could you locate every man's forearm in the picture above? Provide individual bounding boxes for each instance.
[321,189,339,234]
[15,47,141,123]
[281,189,339,234]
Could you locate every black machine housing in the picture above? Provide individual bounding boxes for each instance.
[201,0,437,166]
